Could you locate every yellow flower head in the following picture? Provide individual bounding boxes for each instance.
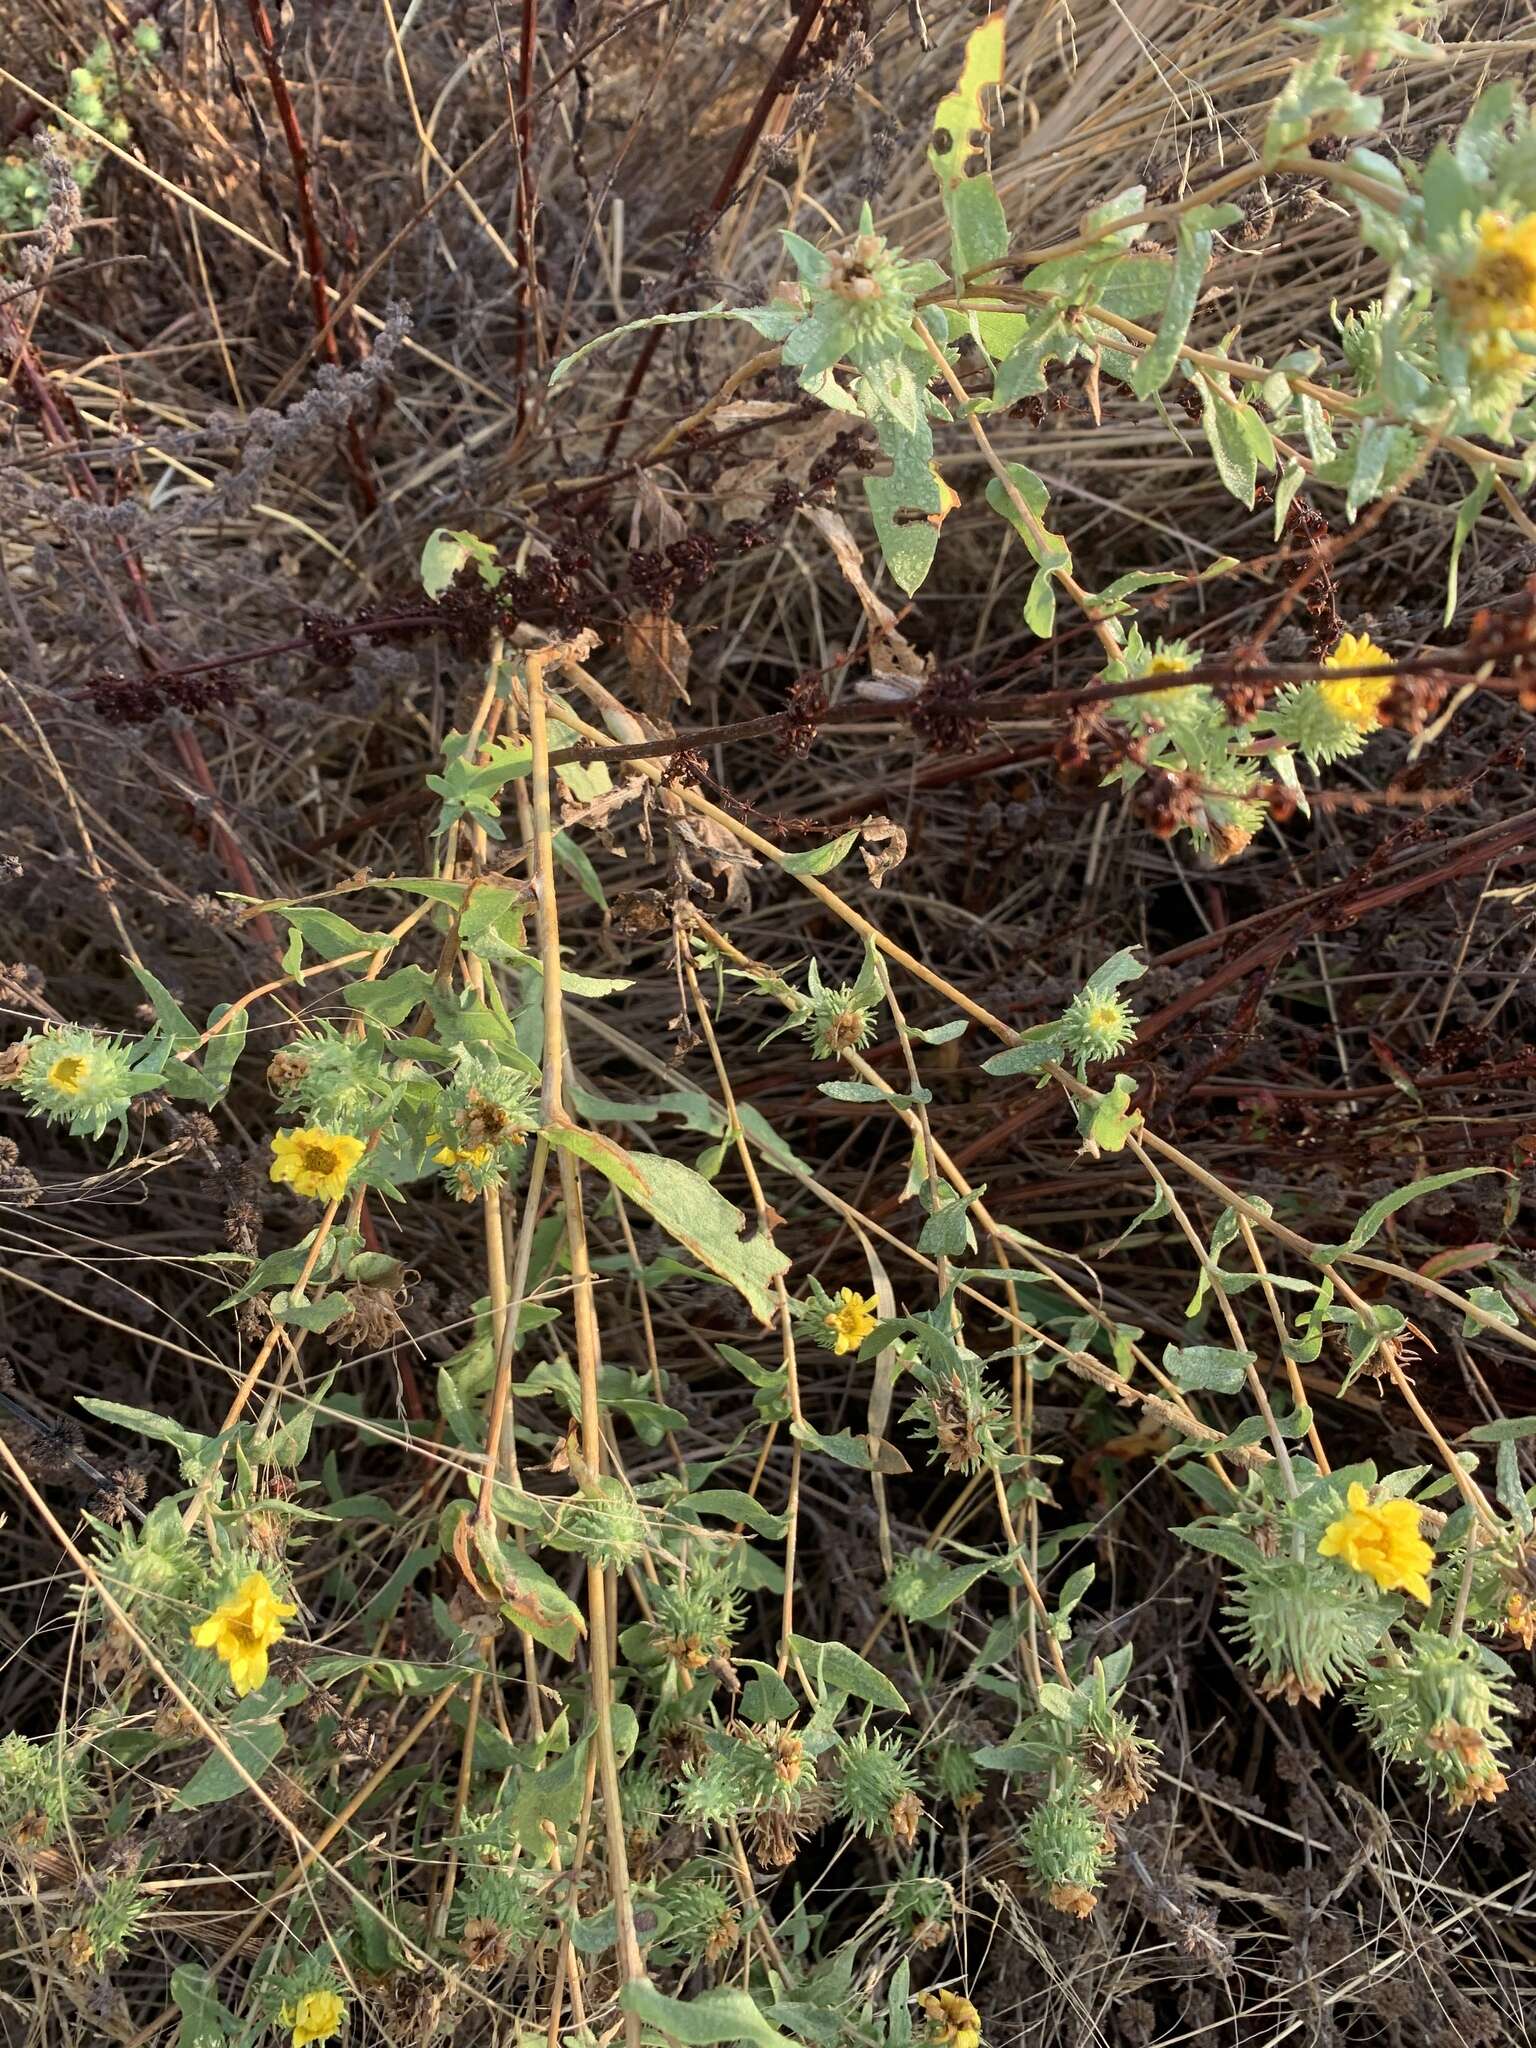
[1447,209,1536,368]
[1145,651,1194,675]
[190,1570,297,1696]
[824,1286,879,1356]
[919,1989,982,2048]
[279,1989,346,2048]
[1318,1483,1433,1604]
[432,1141,494,1168]
[46,1053,89,1095]
[269,1127,365,1203]
[1318,632,1392,734]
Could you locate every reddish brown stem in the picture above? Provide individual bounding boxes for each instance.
[243,0,378,512]
[599,0,827,458]
[5,311,280,955]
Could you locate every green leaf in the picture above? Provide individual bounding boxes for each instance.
[992,313,1079,406]
[985,463,1071,573]
[1462,1285,1518,1336]
[737,1660,798,1724]
[282,906,389,966]
[1023,568,1056,639]
[1198,380,1259,508]
[620,1981,793,2048]
[1313,1168,1498,1262]
[554,830,607,909]
[1445,468,1495,624]
[787,1633,906,1712]
[1174,1522,1264,1569]
[1130,213,1215,397]
[947,173,1031,361]
[256,1370,335,1467]
[1076,1074,1142,1154]
[459,880,533,963]
[76,1397,216,1482]
[173,1692,285,1809]
[980,1022,1066,1077]
[342,964,436,1026]
[780,829,859,875]
[472,1519,587,1655]
[545,1126,789,1324]
[171,1965,238,2048]
[865,452,958,598]
[421,527,500,597]
[201,1005,248,1098]
[1162,1343,1254,1394]
[679,1488,788,1541]
[910,1017,967,1046]
[818,1080,932,1108]
[267,1290,351,1333]
[548,306,739,390]
[128,961,198,1049]
[888,1557,991,1621]
[918,1184,984,1257]
[1463,1415,1536,1444]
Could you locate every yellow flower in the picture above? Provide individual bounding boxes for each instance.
[824,1286,879,1356]
[268,1127,365,1202]
[1317,631,1392,733]
[46,1053,89,1094]
[432,1141,493,1168]
[278,1990,346,2048]
[1145,651,1193,675]
[1447,208,1536,369]
[190,1571,297,1696]
[919,1989,982,2048]
[1318,1482,1433,1603]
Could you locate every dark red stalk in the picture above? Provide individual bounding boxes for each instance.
[243,0,378,512]
[599,0,828,459]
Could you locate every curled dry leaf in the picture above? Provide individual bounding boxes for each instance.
[801,504,926,684]
[859,815,908,888]
[623,610,692,715]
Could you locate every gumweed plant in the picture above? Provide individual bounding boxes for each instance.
[4,3,1536,2044]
